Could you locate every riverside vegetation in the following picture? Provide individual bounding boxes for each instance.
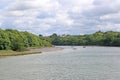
[43,31,120,46]
[0,29,51,57]
[1,29,120,57]
[0,29,51,51]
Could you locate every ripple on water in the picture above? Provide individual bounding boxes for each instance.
[0,46,120,80]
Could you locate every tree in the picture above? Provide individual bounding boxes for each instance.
[47,31,120,46]
[0,29,52,51]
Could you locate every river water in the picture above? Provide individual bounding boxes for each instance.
[0,46,120,80]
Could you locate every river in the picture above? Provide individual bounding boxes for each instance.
[0,46,120,80]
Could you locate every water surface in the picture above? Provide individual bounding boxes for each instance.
[0,46,120,80]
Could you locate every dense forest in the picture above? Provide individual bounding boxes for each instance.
[0,29,51,51]
[43,31,120,46]
[1,29,120,51]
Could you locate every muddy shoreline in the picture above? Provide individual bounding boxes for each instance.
[28,47,63,53]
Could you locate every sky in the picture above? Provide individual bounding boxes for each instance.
[0,0,120,35]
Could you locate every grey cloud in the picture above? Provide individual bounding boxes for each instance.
[0,0,120,35]
[5,1,34,11]
[84,0,120,17]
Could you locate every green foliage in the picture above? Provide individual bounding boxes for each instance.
[0,30,11,50]
[11,38,26,51]
[48,31,120,46]
[0,29,51,51]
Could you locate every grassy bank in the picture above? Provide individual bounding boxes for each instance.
[0,50,41,58]
[0,47,63,58]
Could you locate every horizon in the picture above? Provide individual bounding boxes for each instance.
[0,0,120,36]
[1,28,120,36]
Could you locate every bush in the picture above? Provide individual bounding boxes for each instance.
[11,41,26,51]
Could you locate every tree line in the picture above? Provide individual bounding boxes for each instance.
[1,29,120,51]
[0,29,51,51]
[43,31,120,46]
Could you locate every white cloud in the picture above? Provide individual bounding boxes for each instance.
[100,12,120,20]
[96,23,120,32]
[0,0,120,35]
[85,0,120,16]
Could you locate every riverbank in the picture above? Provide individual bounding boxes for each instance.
[0,47,63,58]
[28,47,63,53]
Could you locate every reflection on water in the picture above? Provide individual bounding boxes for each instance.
[0,46,120,80]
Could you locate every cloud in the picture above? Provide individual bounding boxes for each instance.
[84,0,120,16]
[100,12,120,24]
[0,0,120,35]
[0,0,13,4]
[96,23,120,32]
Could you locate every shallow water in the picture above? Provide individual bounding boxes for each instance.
[0,46,120,80]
